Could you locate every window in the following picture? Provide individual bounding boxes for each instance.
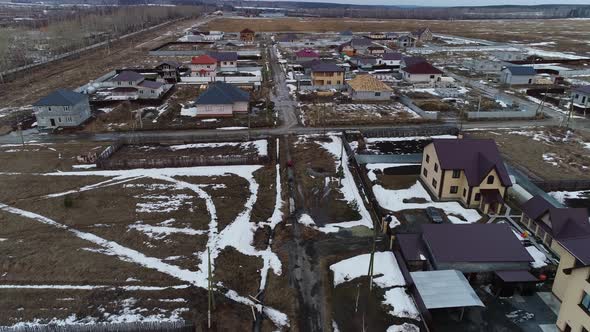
[117,82,122,86]
[64,106,69,111]
[487,175,495,184]
[128,81,132,85]
[327,81,332,85]
[58,117,62,123]
[450,186,458,194]
[151,90,155,94]
[432,179,437,188]
[375,92,381,97]
[452,170,460,178]
[423,168,428,177]
[48,107,52,111]
[425,154,430,163]
[463,188,467,197]
[430,75,435,79]
[336,81,341,84]
[581,292,590,314]
[434,163,439,172]
[474,193,481,201]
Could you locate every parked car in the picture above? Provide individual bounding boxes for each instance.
[426,207,444,224]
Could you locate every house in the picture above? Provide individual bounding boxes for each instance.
[420,139,512,214]
[350,38,373,54]
[367,46,385,56]
[240,28,255,43]
[108,70,168,100]
[552,235,590,332]
[491,51,528,62]
[500,66,537,85]
[462,59,504,74]
[155,61,182,83]
[295,49,320,63]
[338,42,356,57]
[190,55,217,77]
[367,32,386,40]
[193,82,249,117]
[386,32,399,40]
[33,89,91,129]
[209,52,238,72]
[398,224,534,273]
[349,55,378,69]
[311,62,345,90]
[572,85,590,109]
[412,27,433,42]
[378,52,403,68]
[278,33,298,43]
[397,35,417,48]
[520,195,590,248]
[401,62,444,84]
[401,56,427,68]
[346,74,394,101]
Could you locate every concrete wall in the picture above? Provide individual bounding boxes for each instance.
[351,90,393,101]
[196,104,233,117]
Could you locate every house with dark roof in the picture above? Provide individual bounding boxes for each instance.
[398,224,533,273]
[208,52,239,72]
[520,195,590,332]
[107,70,168,100]
[155,61,182,83]
[349,55,378,69]
[193,82,250,117]
[295,49,320,63]
[420,138,512,214]
[411,27,433,42]
[401,62,444,84]
[378,52,403,68]
[572,85,590,109]
[33,89,91,129]
[240,28,255,43]
[500,66,537,85]
[338,42,356,57]
[367,45,385,56]
[310,62,345,91]
[350,38,374,54]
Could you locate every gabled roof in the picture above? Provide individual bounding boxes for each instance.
[191,55,217,65]
[402,62,443,75]
[350,38,373,47]
[156,61,181,69]
[301,59,324,69]
[33,89,87,107]
[311,62,345,73]
[240,28,255,34]
[573,85,590,95]
[431,139,512,187]
[195,82,249,105]
[413,27,431,36]
[110,70,144,82]
[503,66,536,76]
[422,224,533,263]
[368,46,385,50]
[278,33,298,42]
[521,195,590,240]
[295,49,319,58]
[347,74,393,92]
[559,236,590,266]
[138,80,164,89]
[402,56,427,67]
[209,51,238,62]
[382,53,403,61]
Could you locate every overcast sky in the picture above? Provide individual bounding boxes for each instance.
[268,0,590,6]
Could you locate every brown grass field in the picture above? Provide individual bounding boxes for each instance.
[206,17,590,55]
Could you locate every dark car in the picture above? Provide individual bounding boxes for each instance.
[426,207,444,224]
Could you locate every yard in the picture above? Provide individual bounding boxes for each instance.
[0,138,293,329]
[299,102,426,127]
[467,127,590,181]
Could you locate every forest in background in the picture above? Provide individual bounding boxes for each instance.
[0,5,204,72]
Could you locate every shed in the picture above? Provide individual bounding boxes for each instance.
[411,270,484,309]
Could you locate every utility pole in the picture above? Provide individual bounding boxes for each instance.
[565,94,574,130]
[208,247,215,329]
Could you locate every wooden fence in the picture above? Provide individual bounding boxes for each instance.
[0,321,193,332]
[98,154,269,170]
[360,125,459,139]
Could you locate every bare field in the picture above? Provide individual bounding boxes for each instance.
[206,17,590,55]
[467,127,590,181]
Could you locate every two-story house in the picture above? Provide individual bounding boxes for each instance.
[33,89,92,129]
[209,52,238,72]
[310,62,345,91]
[108,71,168,100]
[190,55,218,77]
[420,138,512,214]
[411,27,433,42]
[155,61,182,83]
[240,28,255,43]
[377,52,403,69]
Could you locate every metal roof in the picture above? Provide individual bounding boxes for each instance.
[411,270,484,309]
[495,270,538,283]
[209,51,238,62]
[195,82,249,105]
[33,89,87,107]
[110,70,144,82]
[311,62,344,72]
[504,66,536,76]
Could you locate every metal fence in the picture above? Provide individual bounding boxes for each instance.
[532,179,590,192]
[360,125,458,138]
[466,109,537,120]
[398,96,439,120]
[99,154,269,170]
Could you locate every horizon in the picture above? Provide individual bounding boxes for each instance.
[254,0,590,7]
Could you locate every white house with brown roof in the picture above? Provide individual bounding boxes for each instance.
[401,62,444,84]
[346,74,393,101]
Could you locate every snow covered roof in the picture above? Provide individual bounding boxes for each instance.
[33,89,87,107]
[410,270,484,309]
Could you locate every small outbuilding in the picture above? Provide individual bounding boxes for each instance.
[500,66,537,85]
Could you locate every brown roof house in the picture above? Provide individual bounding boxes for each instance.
[240,28,255,43]
[520,195,590,332]
[346,74,393,101]
[401,62,444,84]
[420,139,512,214]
